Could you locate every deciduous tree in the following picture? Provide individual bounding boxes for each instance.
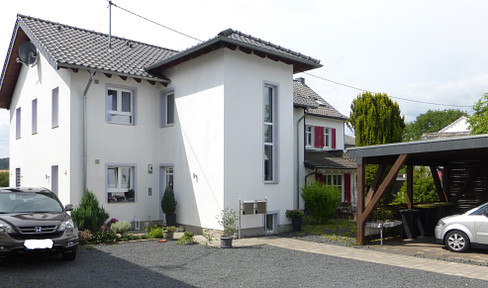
[403,109,467,141]
[468,92,488,135]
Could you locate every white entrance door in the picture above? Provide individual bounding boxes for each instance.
[160,166,174,220]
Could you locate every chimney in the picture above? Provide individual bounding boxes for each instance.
[295,77,305,84]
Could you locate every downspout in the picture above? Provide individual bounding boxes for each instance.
[82,70,95,192]
[296,108,307,210]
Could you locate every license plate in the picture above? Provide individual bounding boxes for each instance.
[24,239,54,250]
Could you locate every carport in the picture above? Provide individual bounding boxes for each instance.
[346,134,488,244]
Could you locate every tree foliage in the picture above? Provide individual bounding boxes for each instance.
[347,91,405,146]
[468,92,488,135]
[393,166,439,204]
[403,109,467,141]
[71,190,109,234]
[0,171,8,187]
[301,182,341,223]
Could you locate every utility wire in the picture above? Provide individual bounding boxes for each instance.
[303,72,473,109]
[108,0,203,43]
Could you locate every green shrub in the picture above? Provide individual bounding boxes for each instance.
[110,221,132,235]
[92,230,118,243]
[301,182,341,223]
[177,231,197,245]
[146,225,164,238]
[161,187,176,215]
[71,190,109,234]
[0,171,8,187]
[216,208,238,237]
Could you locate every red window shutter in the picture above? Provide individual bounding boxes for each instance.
[344,173,351,202]
[314,126,324,148]
[315,173,323,183]
[332,128,337,149]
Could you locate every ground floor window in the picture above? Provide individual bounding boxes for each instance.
[107,165,135,203]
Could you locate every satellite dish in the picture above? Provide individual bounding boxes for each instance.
[17,42,38,66]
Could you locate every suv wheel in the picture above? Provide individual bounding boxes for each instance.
[445,230,470,252]
[63,248,77,261]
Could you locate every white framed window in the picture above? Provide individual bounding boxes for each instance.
[15,107,21,139]
[32,99,38,134]
[15,168,21,187]
[306,125,313,147]
[324,128,330,148]
[107,165,135,203]
[52,87,59,128]
[263,83,278,183]
[324,174,343,191]
[107,87,135,125]
[161,90,175,127]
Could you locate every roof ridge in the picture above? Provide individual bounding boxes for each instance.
[17,14,179,53]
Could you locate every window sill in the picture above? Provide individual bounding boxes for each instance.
[161,123,175,128]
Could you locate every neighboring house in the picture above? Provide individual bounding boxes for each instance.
[421,116,470,140]
[293,78,357,209]
[0,15,322,235]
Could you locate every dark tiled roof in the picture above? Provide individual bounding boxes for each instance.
[345,135,356,147]
[147,28,322,73]
[17,14,177,81]
[304,151,356,170]
[293,79,348,120]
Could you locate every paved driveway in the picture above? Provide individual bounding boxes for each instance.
[1,239,488,287]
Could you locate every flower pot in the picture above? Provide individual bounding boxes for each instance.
[165,214,176,226]
[292,217,302,232]
[220,236,233,248]
[163,231,174,240]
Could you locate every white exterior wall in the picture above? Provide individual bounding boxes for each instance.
[9,54,72,205]
[223,49,295,233]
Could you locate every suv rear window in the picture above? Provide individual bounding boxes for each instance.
[0,192,64,214]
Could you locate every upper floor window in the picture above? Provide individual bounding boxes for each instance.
[307,125,336,150]
[16,107,21,139]
[306,126,314,147]
[52,87,59,128]
[264,83,278,183]
[107,87,135,125]
[32,99,38,134]
[161,90,175,127]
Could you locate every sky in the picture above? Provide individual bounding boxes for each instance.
[1,0,487,158]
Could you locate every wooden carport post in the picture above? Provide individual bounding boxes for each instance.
[356,154,408,244]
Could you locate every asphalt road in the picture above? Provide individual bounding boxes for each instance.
[0,240,487,287]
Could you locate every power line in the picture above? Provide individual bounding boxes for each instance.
[107,0,203,43]
[303,72,473,109]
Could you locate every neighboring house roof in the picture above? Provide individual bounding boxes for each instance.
[304,151,356,170]
[146,28,322,74]
[345,135,356,148]
[0,15,322,109]
[420,116,470,140]
[293,78,348,120]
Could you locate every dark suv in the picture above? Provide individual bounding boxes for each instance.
[0,187,78,260]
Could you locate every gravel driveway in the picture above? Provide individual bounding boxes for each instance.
[1,240,487,287]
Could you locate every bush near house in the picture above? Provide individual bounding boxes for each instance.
[71,190,109,234]
[301,182,341,223]
[0,171,8,187]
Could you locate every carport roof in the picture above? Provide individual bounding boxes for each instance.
[346,134,488,166]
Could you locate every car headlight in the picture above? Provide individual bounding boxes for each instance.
[58,219,74,231]
[437,219,446,227]
[0,220,13,233]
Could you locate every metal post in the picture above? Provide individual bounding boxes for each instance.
[108,0,112,50]
[238,199,241,239]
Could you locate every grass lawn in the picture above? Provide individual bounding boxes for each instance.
[294,216,358,246]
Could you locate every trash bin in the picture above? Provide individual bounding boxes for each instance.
[400,209,422,239]
[414,204,436,236]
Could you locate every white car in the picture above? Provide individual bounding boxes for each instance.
[435,202,488,252]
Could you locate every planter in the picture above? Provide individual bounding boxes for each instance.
[291,217,302,232]
[165,214,176,226]
[163,231,174,240]
[220,236,233,248]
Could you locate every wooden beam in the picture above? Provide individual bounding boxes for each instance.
[406,165,413,209]
[359,154,408,226]
[356,163,365,244]
[430,166,447,202]
[365,164,386,206]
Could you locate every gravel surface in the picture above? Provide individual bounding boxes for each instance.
[1,240,487,287]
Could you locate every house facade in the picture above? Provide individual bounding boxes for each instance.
[293,78,357,210]
[1,15,324,235]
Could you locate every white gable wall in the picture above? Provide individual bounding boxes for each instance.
[9,53,73,205]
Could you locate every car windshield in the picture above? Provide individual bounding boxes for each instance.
[469,203,488,216]
[0,192,63,213]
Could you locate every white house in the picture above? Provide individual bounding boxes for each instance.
[293,77,357,210]
[0,15,330,235]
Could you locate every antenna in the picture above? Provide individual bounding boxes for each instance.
[16,42,38,67]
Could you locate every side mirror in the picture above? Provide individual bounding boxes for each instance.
[65,204,74,212]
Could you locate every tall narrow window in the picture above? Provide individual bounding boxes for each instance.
[16,108,21,139]
[263,84,278,182]
[107,87,134,125]
[324,128,330,148]
[305,126,313,147]
[32,99,38,134]
[161,91,175,127]
[15,168,21,187]
[52,87,59,128]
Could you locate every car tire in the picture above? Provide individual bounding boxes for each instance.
[445,230,470,252]
[62,248,77,261]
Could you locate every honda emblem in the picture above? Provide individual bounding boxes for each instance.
[34,226,42,233]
